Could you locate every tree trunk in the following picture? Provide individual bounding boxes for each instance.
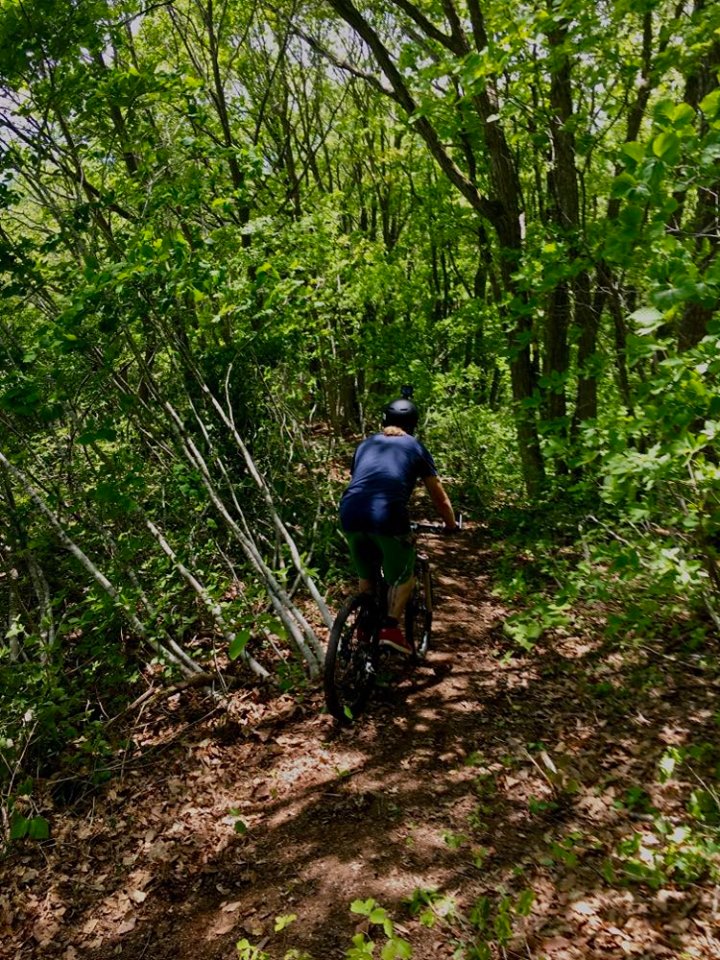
[573,269,600,424]
[544,281,570,423]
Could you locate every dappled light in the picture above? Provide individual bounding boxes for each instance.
[2,0,719,957]
[3,526,719,958]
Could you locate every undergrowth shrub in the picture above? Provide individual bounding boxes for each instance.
[425,401,521,513]
[495,318,720,653]
[586,320,720,640]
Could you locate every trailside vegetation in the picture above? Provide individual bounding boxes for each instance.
[0,0,718,862]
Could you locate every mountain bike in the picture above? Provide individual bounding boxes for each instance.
[324,517,462,723]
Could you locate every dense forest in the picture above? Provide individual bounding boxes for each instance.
[1,0,719,957]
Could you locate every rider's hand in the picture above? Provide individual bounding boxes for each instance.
[443,513,462,534]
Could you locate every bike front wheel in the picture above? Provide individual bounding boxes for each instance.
[324,594,378,723]
[406,564,433,659]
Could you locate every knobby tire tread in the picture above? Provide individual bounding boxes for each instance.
[406,566,433,660]
[324,594,377,723]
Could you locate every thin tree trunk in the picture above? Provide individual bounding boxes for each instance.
[145,519,270,679]
[161,402,324,675]
[0,451,202,676]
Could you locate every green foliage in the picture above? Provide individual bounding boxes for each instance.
[227,807,248,835]
[602,740,720,890]
[404,889,457,929]
[425,380,520,511]
[468,888,534,948]
[528,796,559,815]
[276,657,309,697]
[611,819,720,889]
[237,929,311,960]
[0,629,125,776]
[348,899,413,959]
[235,902,412,960]
[8,809,49,841]
[577,330,720,637]
[1,0,719,813]
[484,89,719,645]
[502,601,571,652]
[236,940,269,960]
[405,886,534,959]
[442,831,468,850]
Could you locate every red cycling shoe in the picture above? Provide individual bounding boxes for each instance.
[379,626,412,655]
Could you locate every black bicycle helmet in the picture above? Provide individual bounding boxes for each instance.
[382,385,419,435]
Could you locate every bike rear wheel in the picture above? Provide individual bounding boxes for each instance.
[324,594,378,722]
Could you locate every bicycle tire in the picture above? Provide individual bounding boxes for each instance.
[324,594,378,723]
[406,565,433,659]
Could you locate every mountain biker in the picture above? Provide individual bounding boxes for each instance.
[339,390,457,655]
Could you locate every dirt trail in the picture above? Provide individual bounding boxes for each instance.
[3,526,719,959]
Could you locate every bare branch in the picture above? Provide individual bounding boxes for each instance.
[389,0,463,54]
[325,0,499,222]
[289,23,398,100]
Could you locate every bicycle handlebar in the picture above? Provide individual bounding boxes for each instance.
[410,513,464,535]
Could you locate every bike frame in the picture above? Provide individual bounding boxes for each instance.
[324,516,462,722]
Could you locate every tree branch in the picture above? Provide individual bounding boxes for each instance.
[289,23,398,100]
[325,0,499,222]
[465,0,489,51]
[388,0,463,54]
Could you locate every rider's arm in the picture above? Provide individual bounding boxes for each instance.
[423,475,457,530]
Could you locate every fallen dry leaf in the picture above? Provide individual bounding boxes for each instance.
[221,900,242,913]
[206,914,237,938]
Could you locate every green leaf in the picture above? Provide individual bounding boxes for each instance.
[9,813,29,840]
[467,945,492,960]
[670,103,695,126]
[688,788,720,825]
[630,306,664,333]
[274,914,297,932]
[619,205,643,230]
[469,896,491,930]
[229,629,251,661]
[233,819,248,834]
[461,51,487,84]
[381,938,412,960]
[347,933,374,958]
[17,777,33,796]
[516,888,534,916]
[351,899,376,916]
[27,816,49,840]
[652,130,680,161]
[699,89,720,119]
[611,172,636,198]
[493,905,513,943]
[77,425,117,445]
[621,141,645,163]
[259,617,287,639]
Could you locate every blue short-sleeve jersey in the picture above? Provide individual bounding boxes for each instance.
[339,432,438,535]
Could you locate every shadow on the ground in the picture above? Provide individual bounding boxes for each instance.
[5,528,720,960]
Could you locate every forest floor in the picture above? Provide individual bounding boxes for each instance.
[2,523,720,960]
